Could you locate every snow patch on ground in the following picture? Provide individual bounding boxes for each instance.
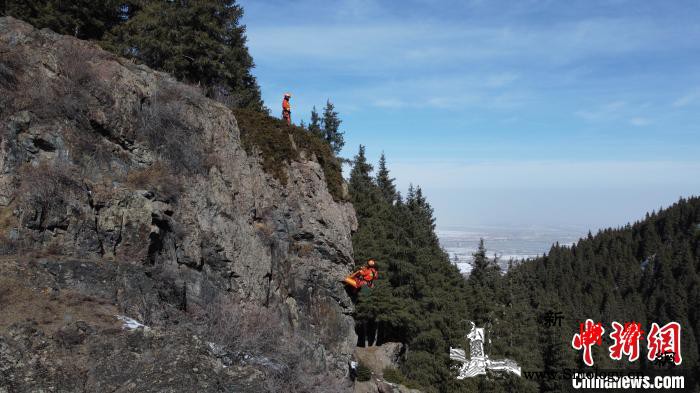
[116,315,148,330]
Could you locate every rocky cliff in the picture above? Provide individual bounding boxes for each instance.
[0,16,357,392]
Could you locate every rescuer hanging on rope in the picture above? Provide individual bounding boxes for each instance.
[282,92,292,125]
[343,259,378,292]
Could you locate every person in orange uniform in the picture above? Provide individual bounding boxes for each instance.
[282,93,292,125]
[355,259,378,289]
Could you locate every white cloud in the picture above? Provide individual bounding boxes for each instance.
[575,102,656,127]
[390,160,700,190]
[335,0,383,19]
[575,100,627,121]
[356,75,534,111]
[672,90,700,107]
[629,117,650,126]
[484,72,520,88]
[246,17,689,72]
[373,98,406,108]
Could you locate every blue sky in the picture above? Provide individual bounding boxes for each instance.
[238,0,700,232]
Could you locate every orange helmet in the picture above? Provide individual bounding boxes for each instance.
[367,259,376,267]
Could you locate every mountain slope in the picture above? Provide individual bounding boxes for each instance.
[478,196,700,392]
[0,16,356,392]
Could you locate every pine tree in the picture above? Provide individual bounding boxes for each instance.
[470,239,492,280]
[322,99,344,154]
[465,239,504,329]
[104,0,264,111]
[407,186,442,252]
[308,106,323,139]
[376,152,397,204]
[349,147,472,387]
[5,0,126,39]
[538,323,570,393]
[348,145,377,221]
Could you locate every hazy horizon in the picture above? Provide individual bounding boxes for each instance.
[437,225,583,274]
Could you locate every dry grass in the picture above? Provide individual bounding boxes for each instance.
[125,162,169,188]
[232,109,345,201]
[0,273,118,333]
[254,221,275,239]
[0,204,16,233]
[204,296,345,393]
[0,204,21,254]
[0,234,18,255]
[125,161,183,202]
[291,241,315,258]
[0,259,120,391]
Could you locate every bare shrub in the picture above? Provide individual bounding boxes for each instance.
[2,65,58,121]
[58,43,96,93]
[5,43,101,122]
[56,43,100,122]
[0,233,18,255]
[17,161,81,231]
[0,59,18,89]
[205,296,346,393]
[0,48,23,112]
[138,81,208,175]
[125,161,183,202]
[263,369,346,393]
[50,43,120,171]
[66,125,118,170]
[209,83,257,110]
[206,296,285,354]
[43,241,65,256]
[260,335,350,393]
[115,277,155,326]
[25,77,59,118]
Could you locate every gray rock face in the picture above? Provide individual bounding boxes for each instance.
[354,343,406,374]
[0,16,357,390]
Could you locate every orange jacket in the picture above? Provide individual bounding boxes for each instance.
[282,98,291,113]
[357,266,378,282]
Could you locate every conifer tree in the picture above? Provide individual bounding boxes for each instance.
[5,0,125,39]
[308,106,323,139]
[376,152,397,204]
[470,239,490,283]
[348,145,379,222]
[104,0,264,111]
[322,99,344,154]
